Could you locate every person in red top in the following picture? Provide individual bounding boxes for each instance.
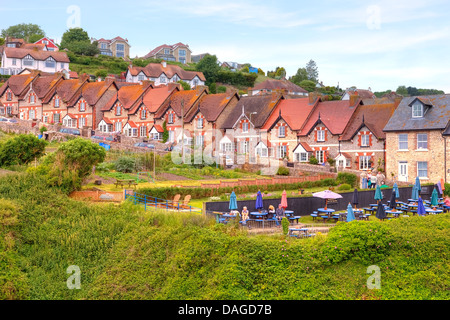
[444,196,450,207]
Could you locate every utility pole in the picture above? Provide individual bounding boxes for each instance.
[181,99,185,163]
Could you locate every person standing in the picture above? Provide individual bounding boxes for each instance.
[367,172,372,189]
[370,172,377,189]
[360,171,368,189]
[376,171,385,187]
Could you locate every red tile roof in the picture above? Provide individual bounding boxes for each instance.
[43,78,87,104]
[251,79,308,94]
[3,47,70,62]
[102,82,152,112]
[298,99,361,136]
[0,72,38,97]
[128,63,206,81]
[126,120,138,128]
[143,43,190,59]
[262,97,315,131]
[155,87,207,119]
[142,85,179,113]
[185,92,239,123]
[152,124,164,133]
[69,80,118,107]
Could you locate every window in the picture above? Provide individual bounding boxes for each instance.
[115,122,122,132]
[242,122,249,133]
[179,49,186,56]
[398,134,408,150]
[141,109,146,119]
[79,117,85,129]
[55,98,60,107]
[316,150,325,164]
[116,44,125,52]
[277,145,287,159]
[295,152,308,162]
[43,40,48,45]
[12,58,16,66]
[23,56,34,66]
[6,92,12,101]
[164,49,170,55]
[116,105,121,116]
[101,43,108,49]
[241,141,249,153]
[417,133,428,150]
[6,106,12,115]
[179,58,186,64]
[43,115,48,123]
[53,113,60,123]
[168,130,174,142]
[256,145,268,157]
[160,75,167,83]
[138,74,146,81]
[80,101,85,112]
[359,155,371,170]
[196,134,204,146]
[168,113,174,124]
[197,117,203,129]
[29,109,35,120]
[417,161,428,178]
[279,125,285,138]
[412,103,423,118]
[60,63,65,69]
[140,126,146,137]
[193,79,199,86]
[361,134,370,147]
[30,95,35,104]
[222,143,232,152]
[116,51,125,58]
[317,129,325,141]
[45,57,55,68]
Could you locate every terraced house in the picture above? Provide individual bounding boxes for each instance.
[383,94,450,184]
[0,71,37,116]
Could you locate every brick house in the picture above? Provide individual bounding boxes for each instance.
[297,95,361,165]
[0,71,38,116]
[384,95,450,184]
[337,98,400,172]
[143,43,192,64]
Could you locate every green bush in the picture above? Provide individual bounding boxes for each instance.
[276,167,290,176]
[337,172,357,187]
[0,134,47,167]
[337,183,351,191]
[309,156,319,165]
[115,156,136,173]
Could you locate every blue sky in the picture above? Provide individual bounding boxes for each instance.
[1,0,450,93]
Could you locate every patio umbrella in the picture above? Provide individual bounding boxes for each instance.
[417,197,426,216]
[281,190,288,209]
[436,181,443,195]
[312,190,343,209]
[374,186,383,201]
[441,178,445,192]
[389,188,397,210]
[415,176,422,195]
[346,203,356,222]
[255,190,264,211]
[393,183,400,198]
[376,201,387,220]
[411,185,418,201]
[430,188,439,207]
[351,188,359,209]
[229,191,238,211]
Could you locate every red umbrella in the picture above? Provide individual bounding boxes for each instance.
[281,190,288,209]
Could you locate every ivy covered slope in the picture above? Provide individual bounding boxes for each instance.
[1,172,449,300]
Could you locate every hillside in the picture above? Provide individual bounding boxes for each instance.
[1,171,449,300]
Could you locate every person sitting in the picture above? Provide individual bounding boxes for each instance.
[241,206,249,223]
[275,204,285,226]
[444,196,450,207]
[267,205,276,219]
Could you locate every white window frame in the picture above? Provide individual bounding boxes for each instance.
[412,103,423,118]
[79,117,85,129]
[196,134,204,146]
[417,133,428,150]
[30,94,35,104]
[277,145,287,159]
[45,57,55,68]
[316,150,324,164]
[80,101,86,112]
[398,133,408,150]
[256,145,268,157]
[168,113,174,124]
[29,109,35,120]
[140,126,146,137]
[197,117,203,129]
[55,98,60,107]
[242,122,249,133]
[53,113,60,123]
[279,125,285,138]
[417,161,428,178]
[116,105,121,116]
[359,155,371,170]
[361,134,370,147]
[141,108,146,119]
[317,129,325,141]
[23,55,34,66]
[221,142,232,152]
[115,121,122,132]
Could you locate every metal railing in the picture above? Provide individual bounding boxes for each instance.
[124,190,202,214]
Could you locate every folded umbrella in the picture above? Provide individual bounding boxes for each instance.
[351,188,359,209]
[430,188,439,207]
[374,186,383,201]
[389,189,397,210]
[415,177,421,195]
[229,191,238,211]
[255,190,264,210]
[281,190,288,209]
[411,185,418,201]
[417,197,426,216]
[393,183,400,198]
[436,181,442,195]
[376,202,386,220]
[346,203,356,222]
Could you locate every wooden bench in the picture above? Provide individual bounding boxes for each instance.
[115,179,138,189]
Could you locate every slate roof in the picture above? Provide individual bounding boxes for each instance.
[143,43,191,59]
[383,94,450,132]
[220,93,284,129]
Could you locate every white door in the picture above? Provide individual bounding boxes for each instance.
[398,161,408,182]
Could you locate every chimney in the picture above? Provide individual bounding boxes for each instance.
[162,61,167,68]
[271,91,278,103]
[141,80,155,87]
[349,94,359,106]
[168,82,181,91]
[80,73,90,82]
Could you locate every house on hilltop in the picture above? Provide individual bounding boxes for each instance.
[143,43,191,64]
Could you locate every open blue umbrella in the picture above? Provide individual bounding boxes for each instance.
[229,191,238,210]
[346,203,355,222]
[393,183,400,198]
[430,188,439,207]
[415,177,421,195]
[255,190,264,210]
[417,197,426,216]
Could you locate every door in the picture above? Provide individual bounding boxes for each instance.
[398,161,408,182]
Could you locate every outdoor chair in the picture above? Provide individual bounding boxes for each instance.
[180,195,192,209]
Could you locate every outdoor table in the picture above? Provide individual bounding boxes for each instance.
[385,210,402,218]
[284,210,294,215]
[288,228,308,238]
[317,208,335,215]
[222,214,237,221]
[443,205,450,212]
[250,212,267,219]
[363,207,375,214]
[425,209,443,214]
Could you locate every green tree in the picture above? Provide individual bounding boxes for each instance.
[299,80,317,92]
[95,69,108,79]
[0,38,4,46]
[306,59,319,83]
[196,54,220,85]
[396,85,408,96]
[1,23,45,42]
[60,28,99,56]
[0,134,47,167]
[257,68,265,75]
[209,82,217,94]
[162,121,169,143]
[290,67,308,85]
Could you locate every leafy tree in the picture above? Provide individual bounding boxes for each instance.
[306,59,319,83]
[267,67,286,79]
[299,80,317,92]
[241,66,249,73]
[95,69,108,79]
[60,28,99,56]
[196,54,220,85]
[0,38,4,46]
[257,68,265,75]
[0,134,47,167]
[177,80,191,91]
[290,67,308,85]
[1,23,45,42]
[396,85,408,96]
[209,82,217,94]
[115,156,136,173]
[162,121,169,143]
[217,85,227,93]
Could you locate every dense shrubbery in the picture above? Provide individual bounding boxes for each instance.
[0,134,47,167]
[276,167,290,176]
[337,172,358,187]
[216,70,258,88]
[337,183,351,191]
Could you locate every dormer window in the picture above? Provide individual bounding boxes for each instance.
[197,117,203,129]
[412,102,423,118]
[23,55,34,66]
[317,129,325,141]
[80,101,86,112]
[278,125,285,138]
[45,57,55,68]
[116,105,121,116]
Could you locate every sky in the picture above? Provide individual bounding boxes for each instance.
[1,0,450,93]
